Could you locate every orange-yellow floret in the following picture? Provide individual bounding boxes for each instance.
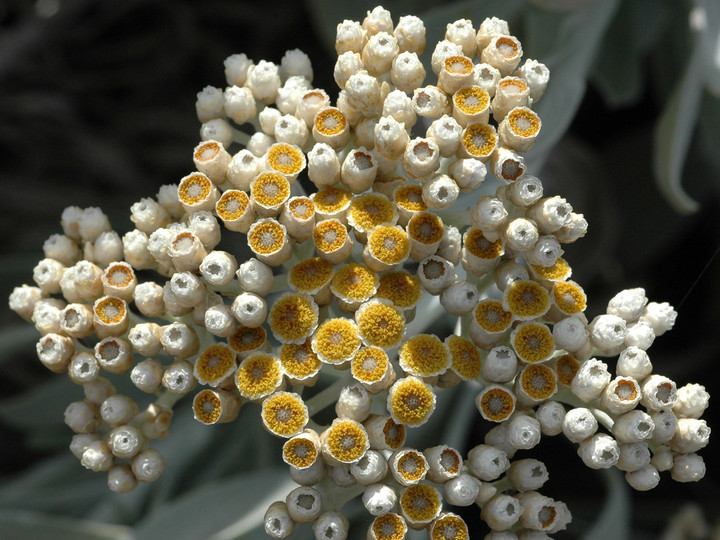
[496,36,520,58]
[399,334,450,377]
[454,86,489,114]
[288,197,315,220]
[235,353,283,400]
[552,280,587,314]
[396,451,427,482]
[498,77,528,95]
[473,299,513,333]
[430,513,469,540]
[194,140,221,162]
[399,484,442,524]
[195,344,237,386]
[289,257,335,293]
[331,263,378,303]
[282,435,318,469]
[193,389,223,424]
[381,418,406,449]
[508,107,541,137]
[462,123,496,158]
[376,271,422,308]
[261,391,308,438]
[511,322,555,364]
[464,228,503,259]
[504,280,551,320]
[251,172,290,208]
[394,184,427,213]
[531,258,572,281]
[446,335,482,380]
[315,108,347,136]
[267,143,305,176]
[613,377,640,401]
[555,354,580,386]
[178,173,212,204]
[313,186,352,214]
[348,193,397,233]
[228,325,266,354]
[388,377,436,427]
[352,346,390,385]
[105,264,133,287]
[216,190,250,220]
[407,212,444,245]
[367,226,411,264]
[94,296,126,324]
[444,55,473,74]
[311,318,361,364]
[519,364,557,400]
[279,340,322,382]
[269,293,319,344]
[356,300,405,349]
[324,419,369,464]
[371,513,407,540]
[313,219,348,253]
[248,220,286,254]
[477,386,516,422]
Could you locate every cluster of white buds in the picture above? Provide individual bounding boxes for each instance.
[9,4,710,539]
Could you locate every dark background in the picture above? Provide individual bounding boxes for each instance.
[1,0,718,538]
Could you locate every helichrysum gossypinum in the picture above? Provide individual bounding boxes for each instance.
[9,5,711,538]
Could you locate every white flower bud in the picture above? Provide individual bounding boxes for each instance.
[264,501,295,539]
[641,374,677,411]
[588,314,627,352]
[351,450,388,486]
[336,384,372,422]
[64,400,99,433]
[431,40,463,75]
[81,440,114,472]
[551,316,587,352]
[307,143,341,188]
[290,458,324,486]
[616,442,651,472]
[122,230,153,270]
[650,445,674,471]
[345,72,382,115]
[68,351,100,385]
[130,358,164,393]
[32,299,63,336]
[602,376,642,415]
[395,15,425,54]
[423,445,462,483]
[607,287,647,322]
[625,464,660,491]
[161,322,200,359]
[43,233,81,267]
[437,225,462,266]
[335,19,364,54]
[33,258,66,295]
[286,486,323,524]
[363,483,397,516]
[390,51,425,92]
[562,407,598,443]
[446,19,476,56]
[341,148,378,193]
[362,32,398,76]
[169,271,205,308]
[412,86,449,119]
[556,212,588,243]
[327,463,356,487]
[518,59,550,102]
[403,137,441,180]
[107,425,144,459]
[671,453,705,482]
[417,255,456,295]
[231,292,267,328]
[236,257,274,297]
[36,333,73,373]
[639,302,677,336]
[535,401,566,436]
[650,410,678,443]
[578,434,619,469]
[503,218,538,252]
[478,346,516,383]
[481,35,523,76]
[70,433,101,460]
[467,444,509,481]
[507,414,541,450]
[313,511,348,540]
[444,474,481,506]
[476,17,509,51]
[132,448,165,482]
[624,321,655,350]
[196,85,224,122]
[571,358,610,402]
[127,323,162,358]
[162,360,197,395]
[60,303,94,338]
[507,459,549,492]
[506,175,543,207]
[481,494,522,531]
[673,383,710,419]
[613,410,654,443]
[670,418,711,453]
[423,174,459,209]
[333,51,364,90]
[428,116,463,158]
[616,346,652,380]
[440,280,478,316]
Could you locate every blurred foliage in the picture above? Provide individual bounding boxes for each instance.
[1,0,719,538]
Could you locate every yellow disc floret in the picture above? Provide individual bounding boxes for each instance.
[464,228,503,259]
[511,322,555,364]
[407,212,444,246]
[446,335,482,380]
[531,257,572,282]
[430,513,469,540]
[216,189,250,221]
[376,271,422,309]
[444,55,473,74]
[348,193,397,233]
[399,484,442,525]
[388,377,437,427]
[462,123,497,158]
[367,226,411,265]
[313,186,352,215]
[552,280,587,314]
[178,173,212,205]
[267,143,305,176]
[371,513,407,540]
[248,219,286,255]
[313,219,348,253]
[235,353,283,400]
[251,172,291,209]
[396,451,427,483]
[269,293,319,344]
[228,325,266,354]
[289,257,335,294]
[503,280,551,320]
[519,364,557,400]
[279,340,322,382]
[282,434,318,469]
[324,418,369,464]
[193,389,223,424]
[477,385,516,422]
[288,197,315,220]
[399,334,450,377]
[261,391,308,438]
[352,346,390,386]
[355,300,406,349]
[105,264,134,288]
[508,107,541,137]
[454,86,489,114]
[473,299,513,333]
[381,417,406,449]
[94,296,126,324]
[394,184,427,213]
[311,318,361,365]
[331,263,379,303]
[194,344,237,386]
[315,107,347,136]
[555,353,580,386]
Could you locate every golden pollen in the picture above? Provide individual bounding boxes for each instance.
[356,301,405,349]
[178,173,211,204]
[313,187,352,214]
[372,513,406,540]
[504,280,550,320]
[508,107,541,137]
[269,293,318,344]
[399,334,450,377]
[555,354,580,386]
[280,340,321,381]
[479,387,515,421]
[454,86,489,114]
[194,141,220,162]
[289,257,334,293]
[193,390,222,424]
[408,212,444,245]
[267,143,304,175]
[105,264,133,287]
[351,346,389,385]
[235,354,282,400]
[348,193,396,232]
[251,172,290,208]
[400,484,442,524]
[261,392,308,438]
[313,219,347,252]
[315,107,347,135]
[248,220,285,254]
[288,197,314,220]
[311,318,361,364]
[531,258,572,282]
[283,436,317,469]
[520,364,557,400]
[195,344,236,386]
[446,335,482,380]
[368,226,410,264]
[331,263,378,302]
[552,281,587,314]
[512,322,555,364]
[325,419,368,463]
[376,271,422,308]
[444,55,473,74]
[95,297,126,324]
[216,190,249,220]
[462,123,496,157]
[394,184,427,212]
[465,228,503,259]
[496,36,519,58]
[474,299,513,333]
[228,325,266,354]
[388,377,436,427]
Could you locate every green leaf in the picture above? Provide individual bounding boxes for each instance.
[0,510,132,540]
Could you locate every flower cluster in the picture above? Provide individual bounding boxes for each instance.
[9,5,711,539]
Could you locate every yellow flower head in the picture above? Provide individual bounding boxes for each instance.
[446,335,482,380]
[269,292,319,344]
[399,484,442,526]
[476,385,516,422]
[282,431,319,469]
[279,340,322,383]
[194,344,237,387]
[235,353,283,400]
[461,123,496,160]
[394,184,428,214]
[311,317,361,365]
[530,257,572,282]
[555,353,580,386]
[473,299,513,334]
[351,346,391,387]
[366,225,411,266]
[323,418,369,464]
[355,299,406,349]
[430,513,469,540]
[388,376,437,427]
[518,363,557,401]
[348,192,397,234]
[370,513,408,540]
[376,271,422,309]
[289,257,335,294]
[228,325,267,356]
[511,322,555,364]
[552,280,587,315]
[266,142,306,177]
[399,334,450,377]
[216,189,250,221]
[503,279,551,320]
[331,262,379,304]
[261,391,308,438]
[464,227,504,260]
